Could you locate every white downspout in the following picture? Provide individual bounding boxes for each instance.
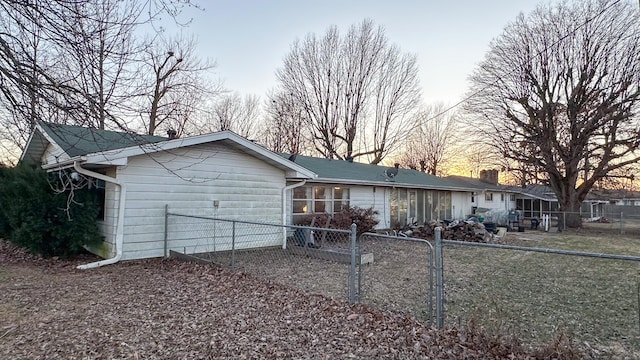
[73,161,126,270]
[281,180,307,249]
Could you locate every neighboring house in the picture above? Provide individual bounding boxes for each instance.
[447,170,517,214]
[611,198,640,206]
[284,154,477,229]
[509,184,559,218]
[589,189,640,206]
[22,122,316,266]
[582,189,640,218]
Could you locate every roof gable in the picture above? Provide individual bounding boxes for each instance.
[21,122,166,164]
[22,123,315,179]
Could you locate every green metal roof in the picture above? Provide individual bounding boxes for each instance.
[286,154,474,191]
[40,122,167,157]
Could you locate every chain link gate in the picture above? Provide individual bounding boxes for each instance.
[356,232,435,325]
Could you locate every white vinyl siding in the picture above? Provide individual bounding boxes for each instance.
[96,167,119,258]
[344,185,389,229]
[451,191,471,219]
[475,191,515,213]
[112,143,286,260]
[42,143,69,166]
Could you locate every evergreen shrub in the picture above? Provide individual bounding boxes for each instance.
[0,163,102,258]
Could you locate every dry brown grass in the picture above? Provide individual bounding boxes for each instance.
[444,229,640,359]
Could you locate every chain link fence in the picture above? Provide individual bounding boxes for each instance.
[164,210,640,355]
[356,233,435,324]
[165,211,357,302]
[533,211,640,235]
[436,232,640,355]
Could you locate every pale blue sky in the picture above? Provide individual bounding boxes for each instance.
[172,1,543,104]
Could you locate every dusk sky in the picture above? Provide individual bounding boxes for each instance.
[167,0,543,105]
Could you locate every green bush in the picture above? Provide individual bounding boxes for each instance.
[0,163,102,258]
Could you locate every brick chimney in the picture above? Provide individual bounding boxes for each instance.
[167,129,178,140]
[479,169,499,185]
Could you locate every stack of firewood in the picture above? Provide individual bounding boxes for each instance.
[398,220,493,243]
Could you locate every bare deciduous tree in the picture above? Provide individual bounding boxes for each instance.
[206,92,260,138]
[465,0,640,226]
[0,1,85,159]
[261,90,310,155]
[0,0,202,162]
[60,0,143,130]
[274,19,421,164]
[139,34,221,136]
[398,104,458,176]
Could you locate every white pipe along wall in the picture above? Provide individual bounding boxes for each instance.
[73,161,127,269]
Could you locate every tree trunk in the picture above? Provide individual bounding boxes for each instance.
[559,197,582,228]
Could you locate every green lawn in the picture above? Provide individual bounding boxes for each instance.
[443,230,640,355]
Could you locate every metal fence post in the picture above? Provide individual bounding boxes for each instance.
[164,204,168,258]
[563,212,566,231]
[435,227,444,329]
[357,238,362,303]
[349,223,357,304]
[231,221,236,269]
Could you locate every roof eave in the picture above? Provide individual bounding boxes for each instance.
[306,177,475,192]
[41,156,86,171]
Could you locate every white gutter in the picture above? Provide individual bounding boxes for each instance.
[73,161,126,270]
[281,180,307,249]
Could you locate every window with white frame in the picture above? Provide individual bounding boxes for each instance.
[390,188,451,226]
[485,192,494,201]
[500,193,505,202]
[292,185,350,223]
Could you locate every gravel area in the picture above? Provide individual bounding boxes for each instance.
[0,239,555,359]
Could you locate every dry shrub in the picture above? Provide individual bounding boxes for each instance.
[461,317,589,360]
[295,206,379,236]
[332,206,379,235]
[532,331,588,360]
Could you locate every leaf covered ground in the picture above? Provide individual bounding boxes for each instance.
[0,239,583,359]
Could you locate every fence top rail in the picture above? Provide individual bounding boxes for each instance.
[166,212,353,234]
[441,239,640,262]
[360,232,434,252]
